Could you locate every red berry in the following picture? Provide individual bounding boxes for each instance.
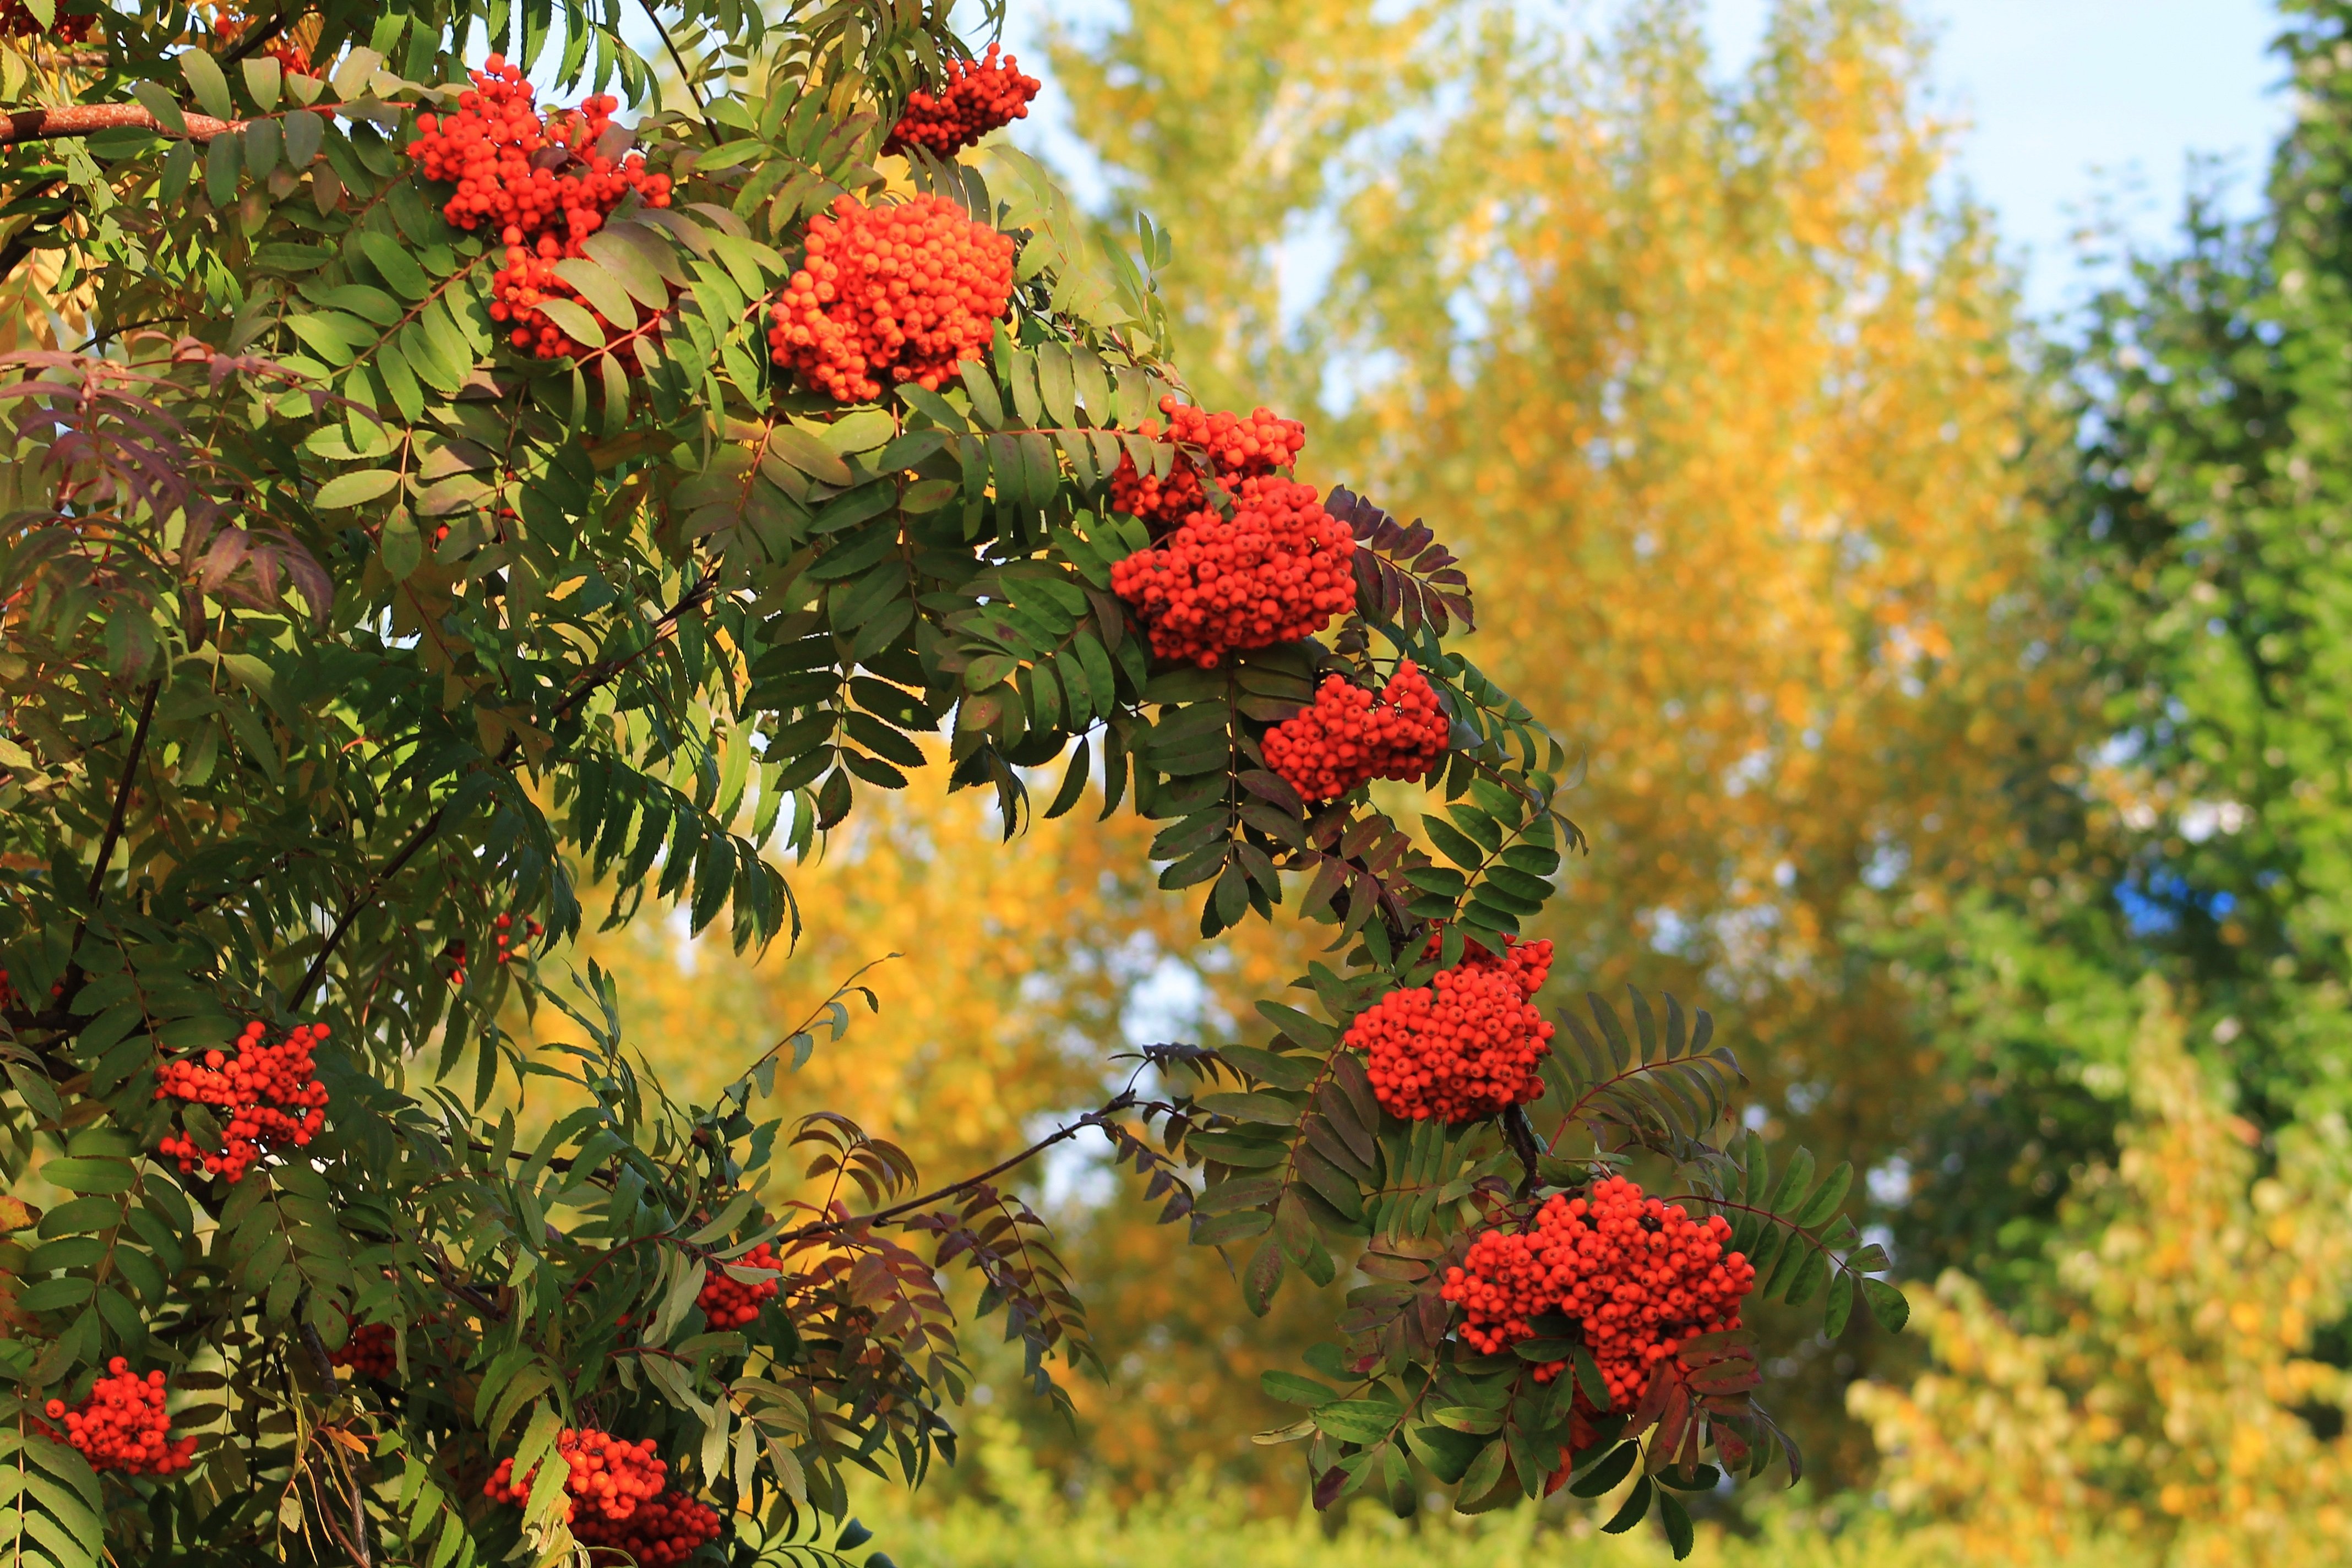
[405,63,672,360]
[1109,473,1354,668]
[1441,1174,1757,1407]
[1262,659,1450,802]
[1345,937,1554,1124]
[765,194,1016,403]
[0,1,94,40]
[154,1021,330,1183]
[484,1428,718,1560]
[694,1241,783,1329]
[884,42,1041,159]
[330,1320,399,1381]
[41,1364,198,1476]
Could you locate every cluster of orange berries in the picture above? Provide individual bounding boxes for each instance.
[1345,936,1554,1124]
[0,966,61,1014]
[884,42,1041,157]
[209,10,317,75]
[155,1020,330,1183]
[766,193,1016,403]
[1442,1176,1757,1407]
[573,1488,722,1566]
[1263,659,1450,802]
[406,56,672,359]
[1,1,92,39]
[1109,475,1354,668]
[1109,400,1307,526]
[43,1360,197,1476]
[485,1429,718,1565]
[696,1241,783,1329]
[444,911,543,987]
[332,1321,399,1380]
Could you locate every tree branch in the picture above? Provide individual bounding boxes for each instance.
[0,104,250,146]
[288,562,717,1012]
[548,565,720,723]
[775,1092,1142,1247]
[288,804,447,1012]
[85,678,160,904]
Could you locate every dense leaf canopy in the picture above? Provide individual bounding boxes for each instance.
[0,3,1899,1564]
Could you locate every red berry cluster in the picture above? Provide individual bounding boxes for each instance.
[695,1242,782,1329]
[405,55,673,359]
[484,1428,667,1522]
[43,1359,197,1476]
[884,42,1041,157]
[1441,1176,1757,1407]
[211,10,316,75]
[2,2,92,39]
[332,1321,398,1380]
[765,193,1016,403]
[1109,399,1307,526]
[573,1488,722,1566]
[155,1020,330,1183]
[1345,937,1554,1123]
[444,911,543,987]
[0,967,61,1013]
[1109,475,1354,667]
[1263,659,1450,802]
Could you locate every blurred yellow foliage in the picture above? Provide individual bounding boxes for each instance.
[1849,984,2352,1564]
[521,753,1310,1187]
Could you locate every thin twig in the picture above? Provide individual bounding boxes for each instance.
[636,0,709,116]
[289,804,447,1011]
[85,678,160,904]
[548,566,720,723]
[775,1092,1141,1247]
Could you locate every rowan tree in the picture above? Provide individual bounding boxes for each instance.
[0,4,1902,1564]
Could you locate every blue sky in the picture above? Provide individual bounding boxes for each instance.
[1705,1,2289,316]
[1000,1,2292,323]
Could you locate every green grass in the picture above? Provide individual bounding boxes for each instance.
[850,1422,2147,1568]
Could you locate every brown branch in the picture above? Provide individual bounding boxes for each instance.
[84,678,160,904]
[290,561,718,1010]
[548,566,721,723]
[0,103,249,146]
[216,15,289,69]
[288,803,447,1011]
[774,1092,1140,1248]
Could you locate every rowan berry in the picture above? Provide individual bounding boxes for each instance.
[484,1428,671,1527]
[695,1242,782,1329]
[492,910,543,967]
[765,193,1016,403]
[406,56,672,359]
[155,1020,330,1183]
[1263,659,1450,802]
[1441,1175,1757,1408]
[331,1321,399,1380]
[1109,475,1354,667]
[885,42,1041,158]
[43,1359,197,1476]
[210,10,317,75]
[1,1,93,40]
[1346,937,1553,1123]
[1109,398,1307,526]
[573,1487,722,1565]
